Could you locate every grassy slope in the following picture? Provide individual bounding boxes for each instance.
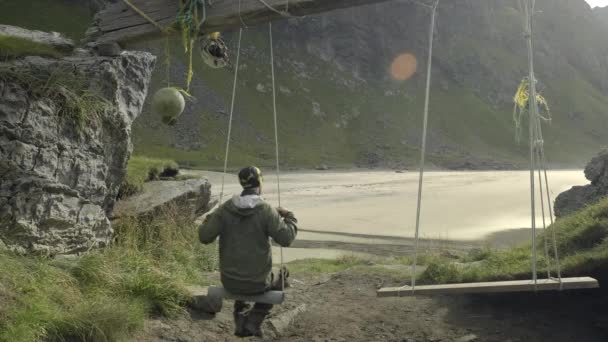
[133,26,608,170]
[0,206,218,342]
[418,197,608,285]
[3,0,604,169]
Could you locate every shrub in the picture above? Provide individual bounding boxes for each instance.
[0,204,217,341]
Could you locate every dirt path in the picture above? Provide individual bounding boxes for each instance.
[139,270,608,342]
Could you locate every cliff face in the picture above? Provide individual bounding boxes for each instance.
[0,26,155,255]
[596,6,608,28]
[555,151,608,218]
[129,0,608,169]
[277,0,608,97]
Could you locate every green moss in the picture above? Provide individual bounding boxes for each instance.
[287,255,373,274]
[120,156,180,198]
[0,35,65,58]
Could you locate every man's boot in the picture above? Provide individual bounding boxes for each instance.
[234,301,251,337]
[271,266,290,290]
[244,305,272,337]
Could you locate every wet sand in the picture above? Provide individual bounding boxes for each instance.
[189,169,587,260]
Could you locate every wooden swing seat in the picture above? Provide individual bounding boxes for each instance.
[208,286,285,305]
[377,277,599,297]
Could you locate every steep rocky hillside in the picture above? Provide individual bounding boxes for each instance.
[596,5,608,27]
[130,0,608,169]
[3,0,608,169]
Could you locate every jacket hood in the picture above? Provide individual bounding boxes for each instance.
[225,194,266,216]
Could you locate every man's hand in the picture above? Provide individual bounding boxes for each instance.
[276,207,294,219]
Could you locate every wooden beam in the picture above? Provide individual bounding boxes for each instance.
[377,277,599,297]
[89,0,398,44]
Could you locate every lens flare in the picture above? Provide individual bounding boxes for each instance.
[390,53,418,81]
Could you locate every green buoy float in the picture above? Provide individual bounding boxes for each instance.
[152,87,185,126]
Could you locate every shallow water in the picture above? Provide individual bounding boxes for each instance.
[190,169,588,260]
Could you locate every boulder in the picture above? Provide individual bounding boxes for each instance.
[112,179,214,219]
[555,151,608,218]
[0,25,155,255]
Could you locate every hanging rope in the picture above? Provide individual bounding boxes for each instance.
[536,152,553,279]
[121,0,173,33]
[409,0,439,293]
[123,0,209,94]
[257,0,292,17]
[219,28,243,204]
[523,0,539,289]
[218,24,286,290]
[269,22,286,291]
[533,94,563,285]
[515,0,562,288]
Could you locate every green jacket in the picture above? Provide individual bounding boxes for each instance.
[199,194,297,294]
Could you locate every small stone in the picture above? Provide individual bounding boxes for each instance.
[455,334,478,342]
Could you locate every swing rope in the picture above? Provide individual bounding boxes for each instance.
[409,0,439,293]
[269,22,286,291]
[219,28,243,205]
[408,0,562,292]
[219,25,286,291]
[522,0,539,288]
[121,0,173,33]
[532,82,563,284]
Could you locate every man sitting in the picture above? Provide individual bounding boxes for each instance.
[199,166,298,337]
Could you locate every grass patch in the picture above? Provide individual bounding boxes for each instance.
[0,205,217,342]
[0,35,66,58]
[119,156,180,198]
[0,252,145,342]
[287,255,373,274]
[419,197,608,285]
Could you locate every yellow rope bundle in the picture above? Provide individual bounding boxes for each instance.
[513,78,551,142]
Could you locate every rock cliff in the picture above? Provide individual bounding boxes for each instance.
[0,26,155,255]
[555,151,608,218]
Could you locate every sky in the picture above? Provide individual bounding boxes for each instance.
[586,0,608,8]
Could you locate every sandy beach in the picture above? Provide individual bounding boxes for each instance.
[189,169,588,261]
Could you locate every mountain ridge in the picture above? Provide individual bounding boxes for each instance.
[131,0,608,169]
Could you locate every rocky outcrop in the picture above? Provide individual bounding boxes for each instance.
[0,26,155,255]
[112,179,214,219]
[554,151,608,218]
